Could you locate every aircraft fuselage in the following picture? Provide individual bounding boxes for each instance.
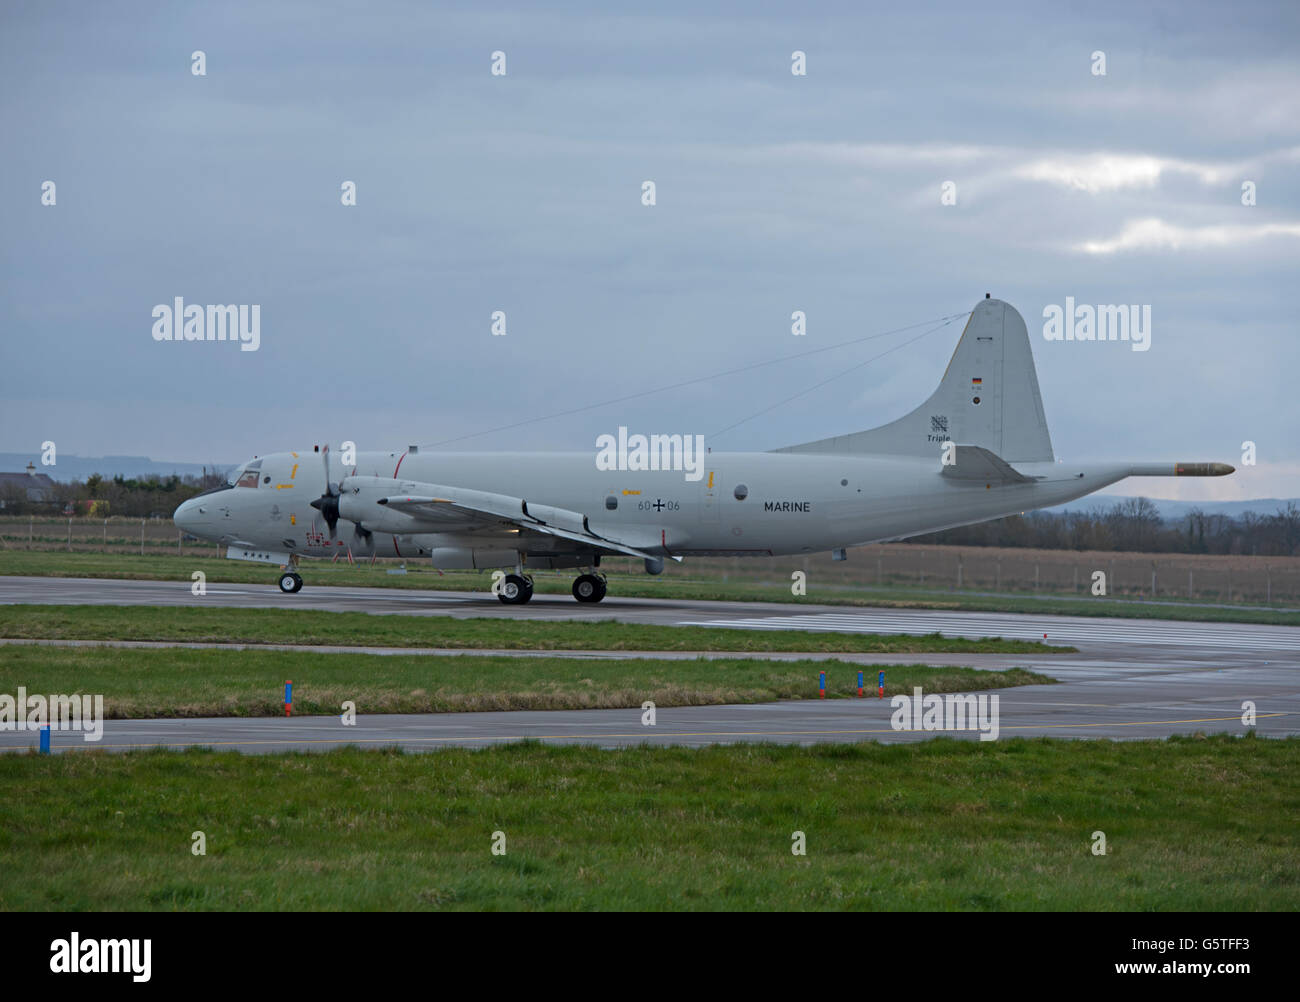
[176,447,1132,563]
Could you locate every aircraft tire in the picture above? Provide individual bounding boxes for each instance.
[573,573,605,603]
[498,573,532,604]
[279,572,303,594]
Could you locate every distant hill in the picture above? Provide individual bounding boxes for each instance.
[0,453,235,483]
[1046,494,1299,522]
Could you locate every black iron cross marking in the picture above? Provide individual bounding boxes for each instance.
[653,499,666,511]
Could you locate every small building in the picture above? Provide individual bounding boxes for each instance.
[0,464,58,507]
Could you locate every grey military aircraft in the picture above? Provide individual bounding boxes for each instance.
[173,297,1232,604]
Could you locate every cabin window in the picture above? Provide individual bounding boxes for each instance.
[605,495,618,510]
[734,484,749,501]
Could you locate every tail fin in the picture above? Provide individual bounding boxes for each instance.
[772,297,1054,463]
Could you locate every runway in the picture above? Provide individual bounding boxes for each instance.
[2,574,1297,753]
[4,575,1299,660]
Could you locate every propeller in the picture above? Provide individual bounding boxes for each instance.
[309,444,342,540]
[309,444,374,548]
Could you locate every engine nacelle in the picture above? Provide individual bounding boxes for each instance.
[337,477,423,534]
[428,547,519,570]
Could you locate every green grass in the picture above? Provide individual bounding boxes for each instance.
[0,604,1059,654]
[1,736,1295,910]
[0,645,1051,717]
[3,549,1296,625]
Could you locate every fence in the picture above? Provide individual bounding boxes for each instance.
[0,516,221,558]
[691,543,1300,607]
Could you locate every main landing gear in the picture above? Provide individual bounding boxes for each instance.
[572,573,607,603]
[497,573,535,605]
[495,570,607,604]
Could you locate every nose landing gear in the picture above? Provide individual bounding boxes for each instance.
[278,571,304,593]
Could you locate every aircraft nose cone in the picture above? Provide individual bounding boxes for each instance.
[174,498,205,533]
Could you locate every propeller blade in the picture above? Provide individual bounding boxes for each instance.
[309,445,341,540]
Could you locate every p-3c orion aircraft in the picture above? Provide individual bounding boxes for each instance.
[173,296,1233,604]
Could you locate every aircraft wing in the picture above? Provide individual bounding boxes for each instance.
[374,488,679,562]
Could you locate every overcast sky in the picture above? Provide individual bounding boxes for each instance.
[2,0,1297,500]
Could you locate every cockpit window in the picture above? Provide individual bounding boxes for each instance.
[232,458,263,488]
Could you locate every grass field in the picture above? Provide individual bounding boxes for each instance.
[0,604,1060,654]
[2,736,1294,910]
[0,645,1052,717]
[2,549,1297,625]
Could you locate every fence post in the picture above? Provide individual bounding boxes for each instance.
[29,515,33,549]
[140,519,145,556]
[67,517,71,551]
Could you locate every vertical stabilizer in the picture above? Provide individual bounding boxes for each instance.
[772,297,1054,462]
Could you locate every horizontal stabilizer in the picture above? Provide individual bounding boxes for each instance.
[941,445,1035,484]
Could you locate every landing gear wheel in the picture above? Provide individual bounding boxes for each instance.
[498,573,533,604]
[572,573,607,603]
[278,572,303,594]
